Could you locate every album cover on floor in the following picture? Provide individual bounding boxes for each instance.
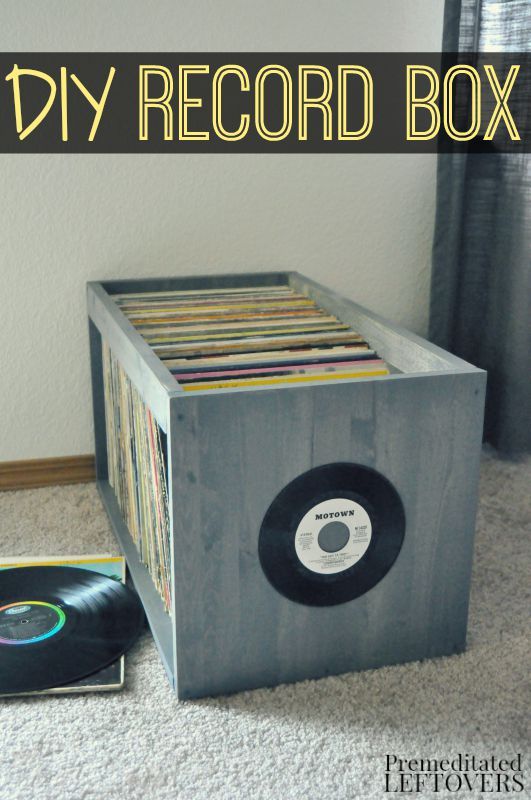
[0,554,127,696]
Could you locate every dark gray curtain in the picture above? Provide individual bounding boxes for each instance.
[430,0,531,453]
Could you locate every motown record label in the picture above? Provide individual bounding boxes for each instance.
[294,498,372,574]
[259,463,405,606]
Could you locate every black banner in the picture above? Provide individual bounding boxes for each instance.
[0,53,529,153]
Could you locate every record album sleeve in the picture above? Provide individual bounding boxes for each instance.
[0,554,126,696]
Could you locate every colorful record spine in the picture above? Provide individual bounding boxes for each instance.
[102,342,171,612]
[113,284,390,391]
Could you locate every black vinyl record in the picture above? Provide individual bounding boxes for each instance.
[0,566,144,694]
[259,463,405,606]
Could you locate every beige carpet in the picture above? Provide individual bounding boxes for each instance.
[0,449,529,799]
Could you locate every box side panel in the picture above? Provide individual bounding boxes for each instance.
[369,370,486,661]
[170,371,485,699]
[88,319,108,481]
[100,272,291,296]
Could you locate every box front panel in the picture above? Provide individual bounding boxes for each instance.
[170,371,485,698]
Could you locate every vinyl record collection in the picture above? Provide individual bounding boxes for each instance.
[102,342,172,611]
[103,284,389,613]
[112,284,390,390]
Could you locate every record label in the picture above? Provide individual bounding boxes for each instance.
[0,601,66,645]
[294,498,372,574]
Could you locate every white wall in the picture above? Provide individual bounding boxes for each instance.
[0,0,444,461]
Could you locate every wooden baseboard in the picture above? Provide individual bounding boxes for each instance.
[0,455,96,491]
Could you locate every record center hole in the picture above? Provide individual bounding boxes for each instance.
[318,521,350,553]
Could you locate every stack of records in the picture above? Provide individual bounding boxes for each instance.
[102,343,171,611]
[112,285,389,391]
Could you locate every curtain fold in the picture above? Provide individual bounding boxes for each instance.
[430,0,531,452]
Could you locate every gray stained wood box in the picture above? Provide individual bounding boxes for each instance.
[87,272,486,699]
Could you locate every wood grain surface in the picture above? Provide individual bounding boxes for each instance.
[0,455,95,491]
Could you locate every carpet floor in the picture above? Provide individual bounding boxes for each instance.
[0,449,529,799]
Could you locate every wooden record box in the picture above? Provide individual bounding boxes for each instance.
[87,272,486,698]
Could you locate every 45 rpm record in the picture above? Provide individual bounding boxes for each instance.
[258,463,405,606]
[0,566,144,694]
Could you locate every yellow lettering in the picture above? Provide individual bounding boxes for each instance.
[338,66,373,140]
[444,65,481,141]
[406,65,440,140]
[298,65,333,141]
[212,65,250,141]
[5,64,56,141]
[484,64,520,141]
[178,65,209,141]
[138,65,173,141]
[70,67,115,142]
[60,67,68,141]
[255,65,292,141]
